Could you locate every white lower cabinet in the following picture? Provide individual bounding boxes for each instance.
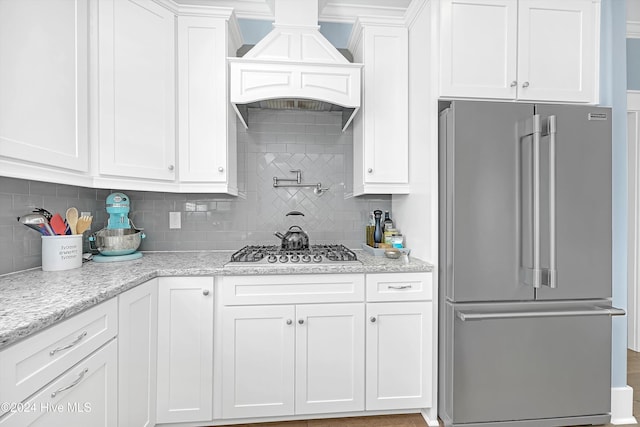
[0,271,435,426]
[118,279,158,427]
[366,302,432,410]
[221,303,365,419]
[0,339,118,427]
[156,277,214,424]
[365,273,434,411]
[221,305,296,418]
[219,274,367,420]
[295,303,365,415]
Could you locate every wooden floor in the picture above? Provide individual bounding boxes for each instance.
[219,350,640,427]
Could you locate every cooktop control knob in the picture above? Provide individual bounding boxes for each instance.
[290,255,300,263]
[302,254,311,263]
[312,254,322,263]
[267,255,277,263]
[279,255,289,263]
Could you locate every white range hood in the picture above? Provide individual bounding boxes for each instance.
[229,0,362,132]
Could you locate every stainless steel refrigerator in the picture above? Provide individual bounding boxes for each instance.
[438,100,625,427]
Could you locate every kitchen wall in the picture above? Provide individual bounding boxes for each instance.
[0,109,390,276]
[238,18,353,48]
[628,37,640,90]
[130,109,390,252]
[629,0,640,90]
[601,0,628,392]
[0,178,107,275]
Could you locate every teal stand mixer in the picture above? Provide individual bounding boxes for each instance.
[89,192,145,262]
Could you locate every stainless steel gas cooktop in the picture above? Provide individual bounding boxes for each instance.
[226,244,359,266]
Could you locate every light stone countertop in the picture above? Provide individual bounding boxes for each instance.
[0,250,433,350]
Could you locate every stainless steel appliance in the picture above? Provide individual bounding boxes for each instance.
[438,100,625,427]
[227,244,359,266]
[88,192,145,262]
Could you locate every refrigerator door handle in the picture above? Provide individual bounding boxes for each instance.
[456,306,626,321]
[523,114,543,288]
[544,115,558,288]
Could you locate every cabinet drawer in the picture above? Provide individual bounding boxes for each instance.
[220,274,365,305]
[0,298,117,411]
[366,273,432,302]
[0,339,117,427]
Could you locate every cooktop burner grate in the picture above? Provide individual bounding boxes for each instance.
[228,244,358,265]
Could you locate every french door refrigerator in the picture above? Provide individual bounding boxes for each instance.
[438,100,625,427]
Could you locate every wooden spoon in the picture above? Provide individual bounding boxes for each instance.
[76,215,93,234]
[66,207,78,234]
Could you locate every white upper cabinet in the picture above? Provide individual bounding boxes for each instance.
[439,0,599,103]
[0,0,90,184]
[350,19,409,196]
[177,14,239,195]
[516,0,596,102]
[97,0,176,183]
[440,0,518,99]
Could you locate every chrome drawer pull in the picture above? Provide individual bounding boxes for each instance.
[51,368,88,398]
[49,331,88,356]
[388,284,412,290]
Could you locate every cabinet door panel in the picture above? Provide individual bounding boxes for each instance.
[517,0,595,102]
[222,305,295,419]
[98,0,175,180]
[118,279,158,427]
[352,23,409,195]
[440,0,517,99]
[178,16,228,183]
[0,0,88,172]
[156,277,213,423]
[366,302,432,410]
[295,304,365,414]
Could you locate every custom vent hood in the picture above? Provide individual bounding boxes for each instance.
[229,0,362,132]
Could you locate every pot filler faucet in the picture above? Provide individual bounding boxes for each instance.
[273,169,329,195]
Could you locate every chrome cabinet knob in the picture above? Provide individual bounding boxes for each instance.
[367,168,373,173]
[286,319,293,325]
[510,81,517,87]
[522,82,530,88]
[168,165,175,171]
[370,316,377,323]
[218,167,224,172]
[203,289,210,296]
[298,319,305,325]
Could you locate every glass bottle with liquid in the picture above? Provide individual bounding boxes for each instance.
[366,211,375,247]
[383,211,393,232]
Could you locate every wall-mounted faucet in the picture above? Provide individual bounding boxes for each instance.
[273,170,329,196]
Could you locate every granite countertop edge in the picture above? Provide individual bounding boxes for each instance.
[0,250,433,350]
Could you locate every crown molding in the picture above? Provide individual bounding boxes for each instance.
[171,0,412,22]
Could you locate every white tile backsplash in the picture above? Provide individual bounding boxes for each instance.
[0,109,391,275]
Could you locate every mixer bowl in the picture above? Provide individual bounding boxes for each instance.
[89,228,145,256]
